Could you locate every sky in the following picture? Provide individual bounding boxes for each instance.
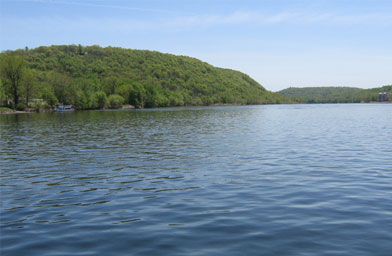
[0,0,391,91]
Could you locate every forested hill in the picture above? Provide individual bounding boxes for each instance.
[279,86,392,103]
[0,45,287,110]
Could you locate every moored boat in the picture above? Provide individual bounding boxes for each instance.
[54,104,74,112]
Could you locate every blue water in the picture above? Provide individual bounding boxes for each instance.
[1,104,391,255]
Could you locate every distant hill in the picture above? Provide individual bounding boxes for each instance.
[0,45,288,110]
[279,86,392,103]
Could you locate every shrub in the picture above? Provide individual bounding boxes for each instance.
[31,101,49,112]
[32,101,42,112]
[107,94,124,109]
[91,91,107,109]
[16,103,26,111]
[0,107,14,113]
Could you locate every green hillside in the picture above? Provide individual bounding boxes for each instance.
[0,45,287,110]
[279,86,392,103]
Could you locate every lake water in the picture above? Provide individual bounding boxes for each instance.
[1,104,391,255]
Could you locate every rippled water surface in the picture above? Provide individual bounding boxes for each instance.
[1,104,391,255]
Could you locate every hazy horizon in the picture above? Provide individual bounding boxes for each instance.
[1,0,391,91]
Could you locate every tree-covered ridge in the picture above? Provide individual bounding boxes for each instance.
[279,86,392,103]
[0,45,287,110]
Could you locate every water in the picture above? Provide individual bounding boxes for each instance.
[1,104,391,255]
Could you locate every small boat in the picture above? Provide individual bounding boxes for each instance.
[54,104,74,112]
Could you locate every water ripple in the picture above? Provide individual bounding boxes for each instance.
[1,105,392,255]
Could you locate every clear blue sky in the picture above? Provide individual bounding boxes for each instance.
[1,0,391,91]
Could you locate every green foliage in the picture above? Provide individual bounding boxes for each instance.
[50,71,73,104]
[0,81,6,104]
[31,100,48,112]
[41,88,58,107]
[279,86,391,103]
[22,69,37,105]
[0,107,14,113]
[73,90,90,110]
[16,103,26,111]
[0,54,26,107]
[91,91,107,109]
[107,94,124,109]
[129,82,146,107]
[3,45,389,109]
[1,45,290,109]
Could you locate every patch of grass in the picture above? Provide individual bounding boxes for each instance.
[0,107,14,113]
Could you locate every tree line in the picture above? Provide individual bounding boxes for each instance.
[278,86,392,104]
[0,45,289,111]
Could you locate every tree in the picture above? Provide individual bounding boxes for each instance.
[50,71,72,104]
[102,76,120,96]
[41,88,58,107]
[91,91,107,109]
[129,82,146,107]
[77,44,84,55]
[0,55,26,107]
[0,80,6,106]
[73,90,89,110]
[22,69,37,106]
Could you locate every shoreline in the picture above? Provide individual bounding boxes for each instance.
[1,102,390,115]
[0,110,36,115]
[0,108,51,115]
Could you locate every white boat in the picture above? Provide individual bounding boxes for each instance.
[54,104,74,112]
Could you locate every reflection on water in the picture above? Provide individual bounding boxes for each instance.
[1,104,392,255]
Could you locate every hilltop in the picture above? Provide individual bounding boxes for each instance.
[0,45,287,110]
